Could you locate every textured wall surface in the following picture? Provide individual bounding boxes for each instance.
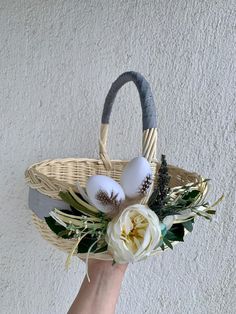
[1,1,235,313]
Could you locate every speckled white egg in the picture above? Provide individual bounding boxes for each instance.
[121,157,152,199]
[86,175,125,213]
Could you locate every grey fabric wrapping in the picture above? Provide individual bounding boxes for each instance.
[28,187,71,219]
[102,71,157,130]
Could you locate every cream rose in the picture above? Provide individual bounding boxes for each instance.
[105,204,162,263]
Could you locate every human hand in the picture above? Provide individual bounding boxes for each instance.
[68,259,128,314]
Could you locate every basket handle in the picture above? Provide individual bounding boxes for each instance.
[99,71,157,170]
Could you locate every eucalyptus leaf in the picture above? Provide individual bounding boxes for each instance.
[182,219,194,232]
[165,224,185,242]
[163,238,173,249]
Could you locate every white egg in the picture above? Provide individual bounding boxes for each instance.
[121,157,152,199]
[86,175,125,213]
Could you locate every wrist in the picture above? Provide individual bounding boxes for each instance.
[87,259,128,280]
[68,260,127,314]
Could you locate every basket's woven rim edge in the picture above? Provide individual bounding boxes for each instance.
[24,157,206,203]
[25,156,202,173]
[25,156,159,169]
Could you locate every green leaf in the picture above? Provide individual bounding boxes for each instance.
[195,211,212,220]
[57,230,71,237]
[77,235,107,253]
[94,245,108,253]
[160,244,165,251]
[183,189,200,200]
[182,219,194,232]
[175,189,201,207]
[163,238,173,249]
[44,216,74,239]
[165,224,185,242]
[59,191,99,217]
[68,187,99,214]
[205,209,216,214]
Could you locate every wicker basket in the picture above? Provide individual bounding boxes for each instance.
[25,71,202,260]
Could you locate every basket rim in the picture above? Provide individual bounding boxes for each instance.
[26,156,158,168]
[25,156,199,173]
[24,157,204,203]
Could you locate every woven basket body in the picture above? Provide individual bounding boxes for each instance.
[25,72,202,259]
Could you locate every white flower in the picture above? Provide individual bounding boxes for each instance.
[105,204,162,263]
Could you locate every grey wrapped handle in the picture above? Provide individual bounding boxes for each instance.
[102,71,157,130]
[99,71,158,170]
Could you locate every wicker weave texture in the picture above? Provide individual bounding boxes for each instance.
[24,72,202,258]
[25,156,201,256]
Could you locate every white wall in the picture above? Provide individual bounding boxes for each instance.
[1,1,235,313]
